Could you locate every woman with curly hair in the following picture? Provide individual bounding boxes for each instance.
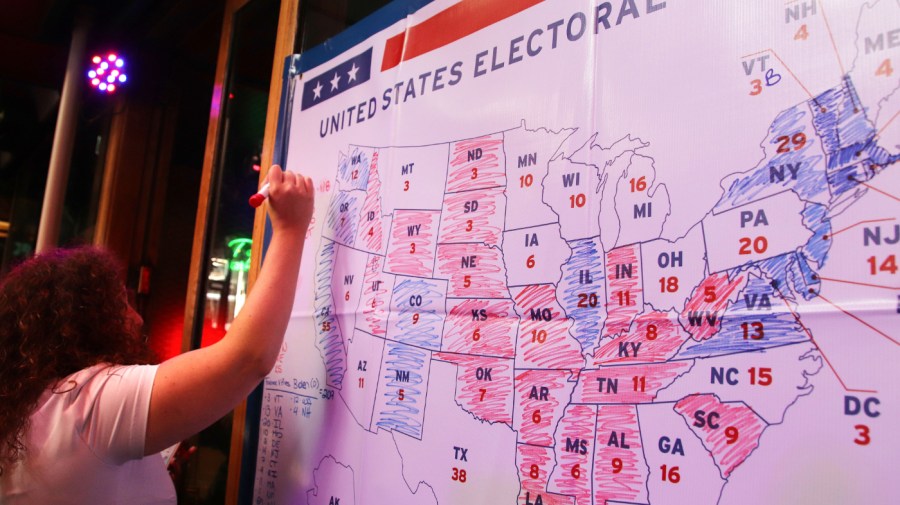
[0,166,313,504]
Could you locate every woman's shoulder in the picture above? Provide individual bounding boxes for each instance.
[46,363,159,404]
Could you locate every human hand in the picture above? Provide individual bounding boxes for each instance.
[265,165,314,236]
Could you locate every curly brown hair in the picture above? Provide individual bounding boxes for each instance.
[0,247,155,472]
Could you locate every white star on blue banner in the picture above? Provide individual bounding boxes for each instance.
[301,48,373,111]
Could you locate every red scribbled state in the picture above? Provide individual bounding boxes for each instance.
[439,186,505,246]
[593,405,649,505]
[679,272,745,341]
[447,134,506,192]
[604,244,644,337]
[356,149,386,254]
[548,405,596,505]
[359,254,393,337]
[435,243,508,298]
[513,285,585,370]
[433,353,513,425]
[514,370,576,446]
[516,444,575,505]
[593,310,689,365]
[674,394,768,478]
[574,362,693,404]
[442,298,517,358]
[385,210,441,277]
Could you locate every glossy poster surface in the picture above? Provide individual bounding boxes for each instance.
[254,1,900,503]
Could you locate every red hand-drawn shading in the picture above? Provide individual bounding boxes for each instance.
[605,244,643,337]
[679,272,745,341]
[574,362,693,404]
[593,310,689,365]
[447,134,506,193]
[356,149,386,254]
[674,394,767,478]
[593,405,649,505]
[442,298,517,358]
[359,254,391,337]
[436,243,509,298]
[438,186,505,245]
[513,285,585,370]
[549,405,596,505]
[514,369,576,447]
[516,444,575,505]
[385,210,441,277]
[434,353,513,425]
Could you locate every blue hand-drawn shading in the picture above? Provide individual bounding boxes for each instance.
[375,341,428,439]
[558,236,605,354]
[716,105,829,211]
[788,254,822,301]
[800,203,831,268]
[811,78,900,198]
[337,146,371,191]
[389,277,446,351]
[811,78,874,156]
[314,239,347,387]
[677,274,809,359]
[323,190,363,247]
[751,253,796,298]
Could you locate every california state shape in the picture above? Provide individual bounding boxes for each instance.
[701,190,813,274]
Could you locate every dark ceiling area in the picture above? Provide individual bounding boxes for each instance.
[0,0,226,267]
[0,1,224,211]
[0,0,224,90]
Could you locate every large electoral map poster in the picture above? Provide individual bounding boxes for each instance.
[253,1,900,503]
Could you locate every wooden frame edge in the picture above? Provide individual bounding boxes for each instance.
[225,0,299,503]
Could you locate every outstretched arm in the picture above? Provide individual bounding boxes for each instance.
[144,166,314,455]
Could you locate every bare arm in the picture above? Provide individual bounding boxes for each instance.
[144,166,314,455]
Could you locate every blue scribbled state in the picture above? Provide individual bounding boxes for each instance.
[752,253,796,297]
[375,341,428,439]
[336,147,371,191]
[677,273,809,359]
[314,239,346,387]
[558,236,606,354]
[812,78,873,157]
[716,105,828,211]
[323,190,363,246]
[389,277,446,351]
[800,203,831,268]
[788,254,821,301]
[812,78,900,198]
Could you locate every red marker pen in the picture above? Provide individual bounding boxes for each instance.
[248,182,270,208]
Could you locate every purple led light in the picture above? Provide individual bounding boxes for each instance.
[89,52,128,94]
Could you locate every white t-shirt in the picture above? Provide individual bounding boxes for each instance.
[0,364,177,504]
